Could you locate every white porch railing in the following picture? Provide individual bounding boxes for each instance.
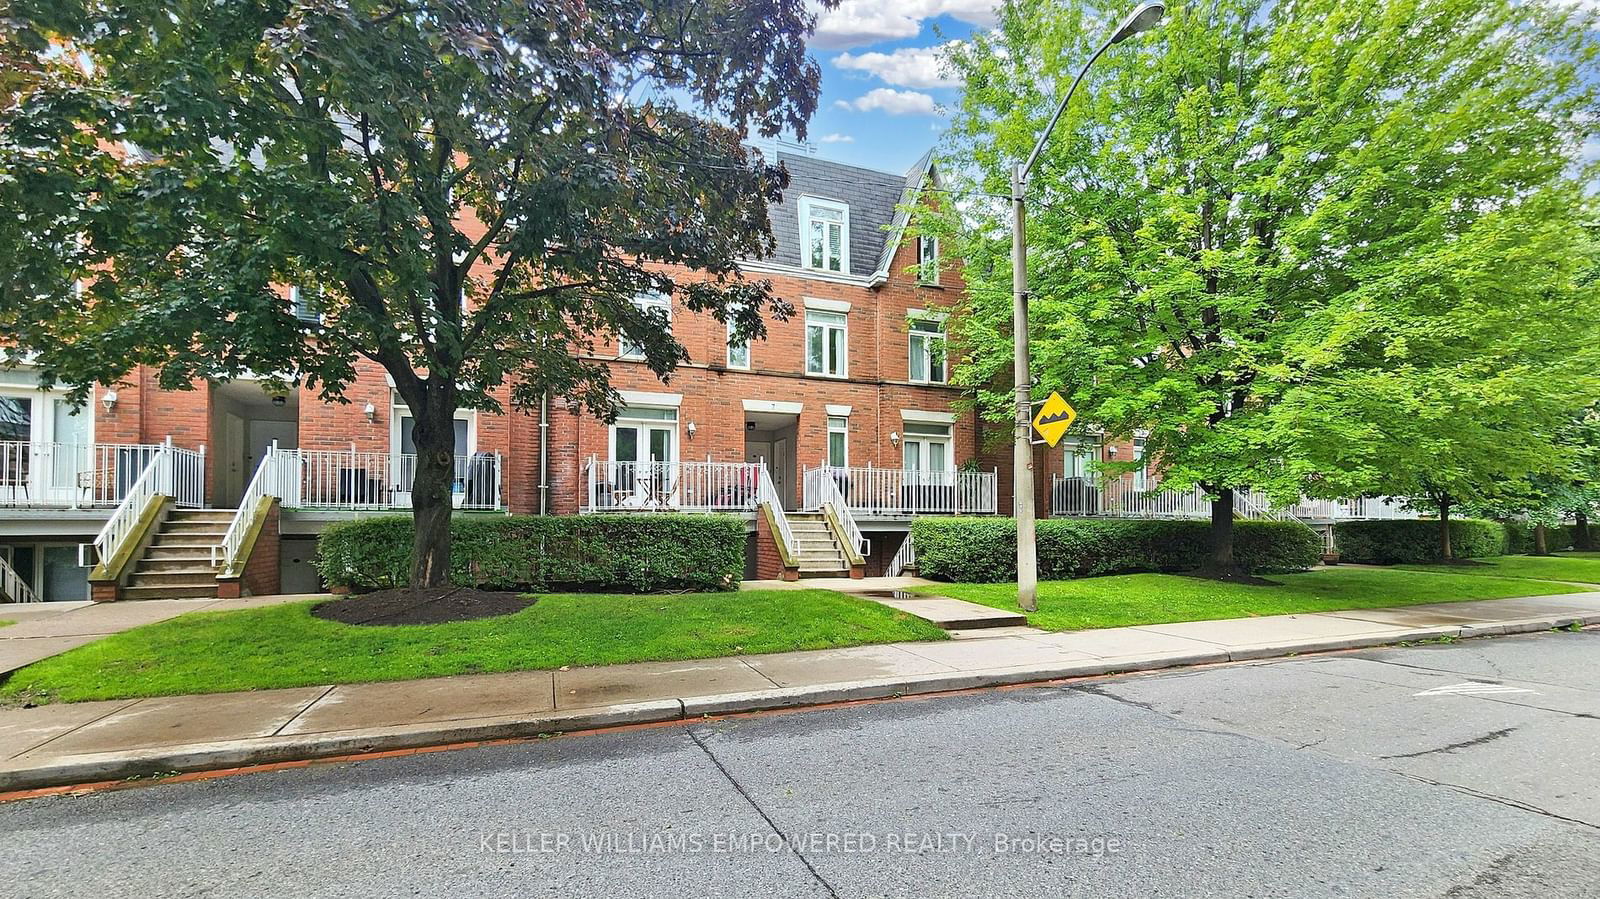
[0,552,38,603]
[804,467,868,558]
[801,466,999,516]
[887,534,916,578]
[0,440,200,509]
[757,463,798,562]
[214,442,289,575]
[1278,496,1415,522]
[1051,476,1418,525]
[279,447,503,511]
[91,439,174,570]
[582,457,761,513]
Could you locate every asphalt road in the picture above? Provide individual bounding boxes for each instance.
[4,630,1599,899]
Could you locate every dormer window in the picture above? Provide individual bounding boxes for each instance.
[800,197,849,273]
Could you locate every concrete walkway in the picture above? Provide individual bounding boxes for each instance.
[2,591,1597,792]
[0,595,325,675]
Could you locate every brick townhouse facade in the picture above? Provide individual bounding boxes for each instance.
[1,146,1020,601]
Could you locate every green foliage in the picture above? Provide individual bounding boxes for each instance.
[316,514,746,593]
[1501,523,1573,555]
[1333,519,1504,564]
[911,517,1321,582]
[938,0,1600,529]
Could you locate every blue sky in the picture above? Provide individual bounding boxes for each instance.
[795,1,1002,175]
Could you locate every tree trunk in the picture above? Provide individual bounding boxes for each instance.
[1533,523,1550,556]
[1437,496,1453,562]
[1203,487,1241,577]
[1575,512,1592,551]
[408,396,457,589]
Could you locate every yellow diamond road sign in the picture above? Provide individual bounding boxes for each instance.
[1031,392,1077,447]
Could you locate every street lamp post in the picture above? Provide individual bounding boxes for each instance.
[1013,1,1165,612]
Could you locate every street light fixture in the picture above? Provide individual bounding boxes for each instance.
[1011,1,1164,613]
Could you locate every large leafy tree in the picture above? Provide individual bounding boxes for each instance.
[941,0,1600,575]
[1,0,833,587]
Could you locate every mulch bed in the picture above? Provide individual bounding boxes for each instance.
[311,586,536,626]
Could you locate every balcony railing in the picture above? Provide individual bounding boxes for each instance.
[582,457,762,513]
[0,441,199,509]
[1050,476,1417,523]
[802,465,999,516]
[278,448,503,511]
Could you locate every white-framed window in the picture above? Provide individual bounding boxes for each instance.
[288,286,320,322]
[621,291,672,359]
[727,318,751,370]
[908,315,947,384]
[827,416,848,468]
[1132,436,1150,490]
[1062,437,1099,481]
[800,197,849,273]
[901,421,952,474]
[392,405,474,458]
[805,310,848,378]
[917,235,939,284]
[607,405,679,508]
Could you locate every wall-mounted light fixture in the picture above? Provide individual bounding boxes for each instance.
[271,394,287,408]
[1106,445,1118,457]
[364,402,377,423]
[686,421,697,438]
[745,421,756,432]
[100,389,118,413]
[889,431,901,447]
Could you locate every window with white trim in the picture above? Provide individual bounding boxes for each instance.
[800,197,849,273]
[917,235,939,284]
[727,318,750,369]
[827,416,848,468]
[621,291,671,359]
[908,316,946,384]
[901,421,952,473]
[1132,436,1150,490]
[805,310,848,377]
[289,286,320,323]
[1062,437,1099,481]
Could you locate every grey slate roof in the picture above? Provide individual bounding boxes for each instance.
[766,150,933,279]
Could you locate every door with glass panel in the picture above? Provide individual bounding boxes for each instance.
[0,395,32,506]
[44,398,91,506]
[608,408,677,509]
[900,422,953,512]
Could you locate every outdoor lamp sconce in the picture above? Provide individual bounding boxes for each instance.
[687,421,697,438]
[100,389,118,412]
[1106,445,1118,457]
[364,402,377,423]
[889,431,901,447]
[271,395,287,408]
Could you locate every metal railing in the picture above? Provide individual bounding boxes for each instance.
[214,442,287,575]
[887,535,916,578]
[582,457,761,513]
[1278,496,1415,522]
[757,463,797,561]
[0,440,194,509]
[280,447,503,511]
[1051,476,1418,525]
[804,467,868,557]
[800,465,999,516]
[91,439,173,571]
[0,552,38,603]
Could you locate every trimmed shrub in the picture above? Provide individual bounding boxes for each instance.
[1501,522,1574,555]
[316,514,746,593]
[1333,518,1503,564]
[911,517,1322,582]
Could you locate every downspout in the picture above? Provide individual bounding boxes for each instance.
[538,391,550,515]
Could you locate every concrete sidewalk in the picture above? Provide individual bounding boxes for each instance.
[2,591,1598,792]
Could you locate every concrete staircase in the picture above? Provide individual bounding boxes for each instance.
[120,509,235,600]
[788,512,852,577]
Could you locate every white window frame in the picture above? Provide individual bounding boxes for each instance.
[907,312,947,384]
[805,310,849,379]
[901,421,954,474]
[390,399,477,459]
[826,415,849,468]
[917,235,939,285]
[799,197,850,274]
[1062,436,1100,481]
[1132,436,1150,491]
[726,318,751,370]
[289,286,320,323]
[621,291,672,360]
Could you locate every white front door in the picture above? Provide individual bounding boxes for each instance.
[611,420,676,508]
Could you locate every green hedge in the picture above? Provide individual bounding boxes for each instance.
[910,517,1323,582]
[316,514,746,593]
[1501,522,1574,554]
[1332,518,1503,564]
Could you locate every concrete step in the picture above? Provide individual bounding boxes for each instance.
[143,545,219,562]
[118,584,218,600]
[136,558,221,574]
[160,520,230,535]
[797,568,851,577]
[127,571,219,588]
[167,509,238,522]
[151,533,223,547]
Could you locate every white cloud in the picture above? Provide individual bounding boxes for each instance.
[811,1,1000,50]
[834,42,965,89]
[817,133,856,144]
[834,88,941,116]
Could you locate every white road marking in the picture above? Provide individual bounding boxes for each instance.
[1414,681,1540,697]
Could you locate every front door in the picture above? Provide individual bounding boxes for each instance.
[613,421,675,508]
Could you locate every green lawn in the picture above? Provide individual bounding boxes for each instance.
[1399,553,1600,585]
[912,566,1586,632]
[0,589,946,705]
[0,620,12,628]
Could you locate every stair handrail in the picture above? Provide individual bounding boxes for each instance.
[756,464,798,561]
[886,534,916,578]
[813,468,868,558]
[0,552,38,603]
[91,438,172,570]
[213,441,284,575]
[1234,488,1321,541]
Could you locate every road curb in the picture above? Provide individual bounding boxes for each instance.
[1,617,1592,794]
